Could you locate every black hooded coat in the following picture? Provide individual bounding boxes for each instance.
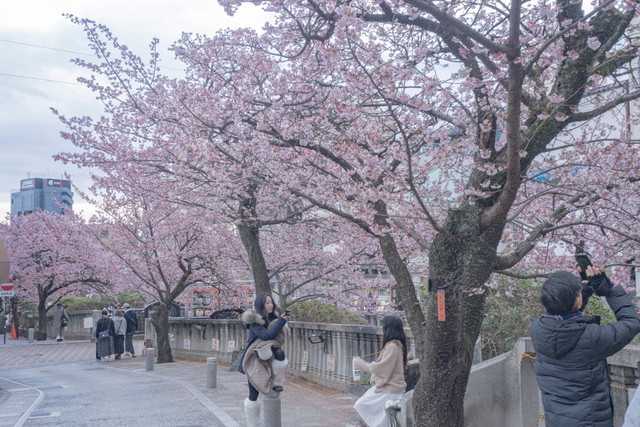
[531,285,640,426]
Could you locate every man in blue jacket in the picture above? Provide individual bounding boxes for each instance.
[531,265,640,426]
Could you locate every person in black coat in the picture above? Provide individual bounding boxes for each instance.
[531,265,640,427]
[123,303,138,357]
[95,310,115,361]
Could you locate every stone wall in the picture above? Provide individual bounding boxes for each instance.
[42,309,146,340]
[48,310,101,340]
[147,317,460,394]
[463,337,541,427]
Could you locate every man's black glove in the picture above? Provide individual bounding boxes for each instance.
[580,281,594,310]
[588,272,613,297]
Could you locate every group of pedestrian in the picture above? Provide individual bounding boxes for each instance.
[95,303,138,361]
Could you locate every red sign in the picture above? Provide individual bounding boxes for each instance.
[437,290,446,321]
[1,279,14,291]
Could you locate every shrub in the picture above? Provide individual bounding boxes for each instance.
[289,300,366,325]
[59,296,108,311]
[59,292,145,311]
[481,277,542,359]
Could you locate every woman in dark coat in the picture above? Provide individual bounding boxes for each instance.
[239,293,289,427]
[95,310,115,361]
[531,267,640,426]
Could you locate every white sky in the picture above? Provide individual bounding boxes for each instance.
[0,0,266,219]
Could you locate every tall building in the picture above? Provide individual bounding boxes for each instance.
[10,178,73,216]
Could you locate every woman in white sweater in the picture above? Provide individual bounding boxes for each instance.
[353,315,408,427]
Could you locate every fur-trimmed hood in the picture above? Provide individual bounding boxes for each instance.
[242,308,289,336]
[242,309,267,325]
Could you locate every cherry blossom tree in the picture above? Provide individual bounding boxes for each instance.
[201,1,640,424]
[55,16,391,315]
[0,211,111,336]
[82,178,242,363]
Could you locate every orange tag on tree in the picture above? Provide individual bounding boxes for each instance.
[437,290,446,321]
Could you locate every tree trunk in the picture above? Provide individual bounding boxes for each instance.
[237,190,272,295]
[151,303,174,363]
[376,202,504,426]
[37,295,48,339]
[237,221,271,295]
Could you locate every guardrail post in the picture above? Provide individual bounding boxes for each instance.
[206,357,217,388]
[146,347,154,371]
[28,328,34,343]
[263,394,282,427]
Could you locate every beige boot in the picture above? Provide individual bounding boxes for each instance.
[244,397,261,427]
[271,359,288,392]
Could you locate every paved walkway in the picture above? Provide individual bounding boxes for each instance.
[0,337,362,426]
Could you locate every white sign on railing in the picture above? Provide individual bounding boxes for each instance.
[352,358,361,381]
[327,354,335,372]
[212,338,220,351]
[83,317,93,329]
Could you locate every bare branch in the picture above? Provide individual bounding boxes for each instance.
[493,270,549,279]
[570,89,640,123]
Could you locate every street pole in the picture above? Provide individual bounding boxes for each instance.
[3,296,6,344]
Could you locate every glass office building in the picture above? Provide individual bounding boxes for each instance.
[10,178,73,216]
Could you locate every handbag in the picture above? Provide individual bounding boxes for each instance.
[229,343,246,372]
[98,323,110,339]
[61,317,68,327]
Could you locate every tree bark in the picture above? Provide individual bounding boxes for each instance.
[151,302,174,363]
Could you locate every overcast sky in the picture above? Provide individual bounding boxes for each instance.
[0,0,266,219]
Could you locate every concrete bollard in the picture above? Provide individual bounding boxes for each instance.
[146,347,154,371]
[263,394,282,427]
[206,357,217,389]
[28,328,34,343]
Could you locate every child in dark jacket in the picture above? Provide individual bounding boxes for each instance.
[531,265,640,427]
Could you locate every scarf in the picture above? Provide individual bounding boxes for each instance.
[543,309,583,321]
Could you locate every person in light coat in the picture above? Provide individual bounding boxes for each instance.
[51,303,68,342]
[111,310,127,360]
[353,315,408,427]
